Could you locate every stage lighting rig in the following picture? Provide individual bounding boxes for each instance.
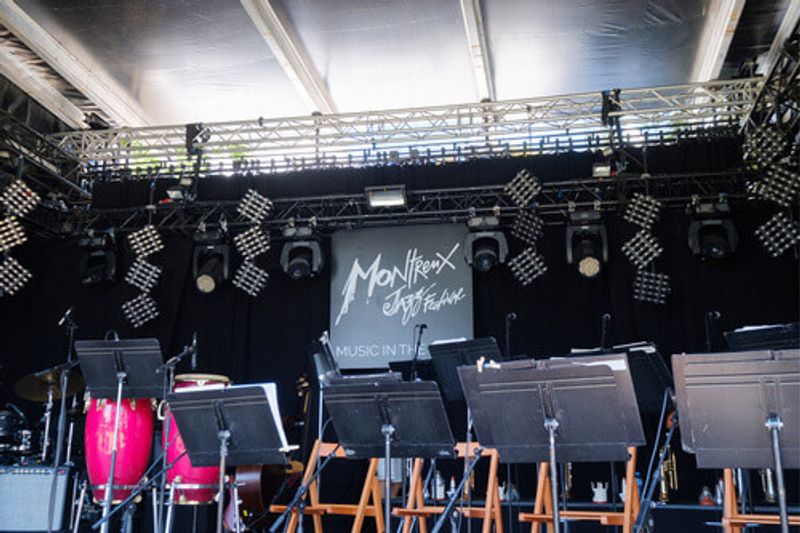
[755,211,800,258]
[124,257,162,293]
[633,270,671,305]
[624,193,662,229]
[234,226,270,261]
[121,293,159,328]
[687,198,738,259]
[166,175,196,202]
[508,247,547,286]
[622,229,663,269]
[0,255,31,296]
[280,223,324,280]
[365,185,407,208]
[237,189,274,224]
[566,211,608,278]
[233,260,269,297]
[78,231,117,286]
[743,125,789,165]
[504,169,541,207]
[757,162,800,207]
[464,215,508,272]
[0,216,26,253]
[511,209,544,246]
[193,230,230,294]
[1,179,40,217]
[127,225,164,257]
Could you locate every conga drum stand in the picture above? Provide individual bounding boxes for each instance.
[76,338,164,533]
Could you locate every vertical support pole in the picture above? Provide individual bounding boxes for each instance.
[101,372,126,533]
[766,416,789,533]
[382,424,396,533]
[544,419,560,533]
[723,469,742,533]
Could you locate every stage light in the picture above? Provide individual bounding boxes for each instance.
[743,125,788,165]
[234,226,270,261]
[237,189,274,224]
[504,169,541,207]
[280,241,324,279]
[78,232,117,286]
[688,200,738,259]
[365,185,407,208]
[127,225,163,258]
[121,293,159,328]
[166,176,195,202]
[511,209,544,246]
[0,216,27,253]
[193,230,229,294]
[508,247,547,286]
[464,215,508,272]
[624,193,662,229]
[592,162,612,178]
[124,257,161,293]
[622,230,663,269]
[1,179,40,217]
[755,211,800,258]
[233,261,269,297]
[0,256,31,296]
[758,163,800,207]
[566,211,608,278]
[633,270,671,305]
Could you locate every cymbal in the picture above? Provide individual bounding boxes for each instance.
[14,370,84,402]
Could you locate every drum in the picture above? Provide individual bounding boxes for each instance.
[85,397,154,502]
[164,374,231,504]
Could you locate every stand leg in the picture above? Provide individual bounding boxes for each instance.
[165,483,177,533]
[382,424,396,533]
[101,373,126,533]
[217,430,231,533]
[152,487,159,533]
[723,469,742,533]
[42,388,54,462]
[233,481,242,533]
[544,419,560,533]
[72,479,86,533]
[622,447,637,533]
[766,416,789,533]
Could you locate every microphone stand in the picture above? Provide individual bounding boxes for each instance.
[504,313,516,360]
[410,326,426,381]
[704,311,720,353]
[600,313,611,351]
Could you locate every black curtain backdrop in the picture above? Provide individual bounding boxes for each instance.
[0,138,797,531]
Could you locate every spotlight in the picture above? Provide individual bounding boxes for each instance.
[124,257,161,293]
[78,232,117,286]
[633,270,671,305]
[281,241,324,279]
[234,226,270,261]
[688,200,738,259]
[511,209,544,246]
[0,216,27,253]
[592,162,612,178]
[504,169,541,207]
[464,215,508,272]
[166,176,196,202]
[233,261,269,297]
[365,185,407,208]
[237,189,274,224]
[193,230,229,294]
[758,162,800,207]
[743,125,788,165]
[755,211,800,258]
[121,293,159,328]
[1,179,40,217]
[566,211,608,278]
[622,230,663,269]
[0,256,31,296]
[127,225,163,258]
[624,193,662,229]
[508,247,547,286]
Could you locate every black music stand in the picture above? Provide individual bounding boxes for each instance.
[324,379,455,532]
[429,337,501,402]
[168,384,290,533]
[673,350,799,533]
[724,323,800,351]
[75,338,163,533]
[458,354,645,533]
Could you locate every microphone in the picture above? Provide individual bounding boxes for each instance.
[58,307,73,327]
[191,332,198,370]
[417,323,428,330]
[506,312,517,321]
[706,311,721,320]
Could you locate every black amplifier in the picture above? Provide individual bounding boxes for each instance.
[0,466,70,531]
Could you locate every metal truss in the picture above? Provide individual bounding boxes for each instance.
[38,170,749,239]
[49,78,762,176]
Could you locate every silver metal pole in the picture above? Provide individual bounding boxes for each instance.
[71,479,86,533]
[42,388,54,462]
[544,418,561,533]
[382,424,395,533]
[233,481,242,533]
[766,416,788,533]
[101,372,126,533]
[216,430,231,533]
[165,484,177,533]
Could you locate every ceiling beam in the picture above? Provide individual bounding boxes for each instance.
[0,46,86,128]
[759,0,800,75]
[691,0,746,82]
[459,0,495,101]
[240,0,336,114]
[0,0,151,127]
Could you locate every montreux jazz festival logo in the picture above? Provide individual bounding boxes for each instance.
[335,242,467,327]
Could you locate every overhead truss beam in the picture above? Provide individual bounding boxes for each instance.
[0,0,151,127]
[459,0,495,101]
[240,0,336,114]
[760,0,800,76]
[691,0,746,81]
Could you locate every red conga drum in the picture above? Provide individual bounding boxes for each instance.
[85,397,154,502]
[164,374,231,504]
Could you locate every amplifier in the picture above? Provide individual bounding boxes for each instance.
[0,466,70,531]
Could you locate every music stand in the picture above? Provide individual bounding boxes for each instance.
[75,338,163,533]
[429,337,500,402]
[324,379,455,532]
[673,350,799,532]
[724,323,800,351]
[168,384,291,533]
[458,354,645,533]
